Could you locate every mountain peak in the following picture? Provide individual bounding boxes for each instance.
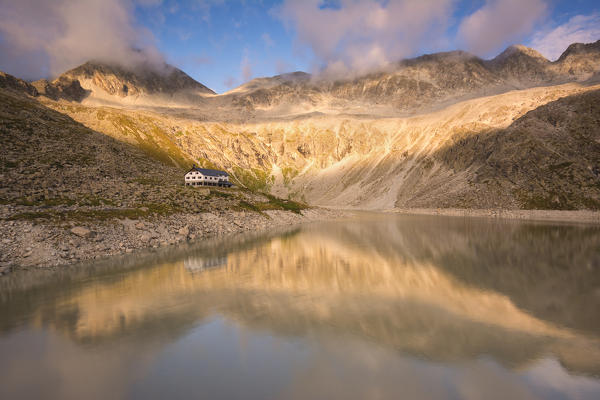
[557,39,600,62]
[60,61,215,98]
[493,45,548,63]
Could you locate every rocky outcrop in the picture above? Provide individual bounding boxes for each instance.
[0,71,38,96]
[0,70,87,102]
[555,40,600,78]
[32,76,88,102]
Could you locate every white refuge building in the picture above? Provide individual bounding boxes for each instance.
[185,165,233,187]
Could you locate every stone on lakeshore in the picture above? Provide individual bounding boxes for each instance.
[178,225,190,237]
[70,226,91,238]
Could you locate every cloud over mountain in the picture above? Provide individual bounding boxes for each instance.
[277,0,453,76]
[529,13,600,61]
[458,0,547,57]
[0,0,164,80]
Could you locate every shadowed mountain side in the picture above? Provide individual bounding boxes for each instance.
[0,71,39,96]
[0,86,295,224]
[433,89,600,209]
[0,88,194,205]
[2,69,89,102]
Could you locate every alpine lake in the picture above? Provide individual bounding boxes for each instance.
[1,213,599,400]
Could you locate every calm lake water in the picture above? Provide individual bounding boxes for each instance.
[1,214,599,400]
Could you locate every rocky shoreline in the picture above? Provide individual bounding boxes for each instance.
[393,208,600,224]
[3,206,600,276]
[0,207,348,275]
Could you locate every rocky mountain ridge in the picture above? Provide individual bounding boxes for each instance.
[224,40,600,117]
[33,80,599,210]
[10,40,600,120]
[1,39,599,211]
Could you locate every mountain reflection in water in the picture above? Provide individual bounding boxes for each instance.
[0,214,599,400]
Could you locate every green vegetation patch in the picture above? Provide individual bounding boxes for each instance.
[237,200,261,213]
[210,190,233,198]
[517,190,577,210]
[196,158,221,170]
[8,209,146,222]
[281,166,300,186]
[7,202,183,222]
[8,196,116,207]
[232,167,274,192]
[252,194,307,214]
[234,193,307,215]
[112,115,194,169]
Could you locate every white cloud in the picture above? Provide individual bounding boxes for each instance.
[0,0,165,80]
[277,0,454,76]
[529,13,600,61]
[457,0,547,57]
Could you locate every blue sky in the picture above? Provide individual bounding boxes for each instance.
[134,0,600,93]
[0,0,599,93]
[134,1,303,92]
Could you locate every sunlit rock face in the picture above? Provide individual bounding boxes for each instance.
[44,82,600,210]
[5,41,600,210]
[2,216,599,377]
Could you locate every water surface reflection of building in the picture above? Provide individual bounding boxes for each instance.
[184,255,228,273]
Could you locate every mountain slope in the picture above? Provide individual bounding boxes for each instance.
[31,76,88,102]
[41,78,600,210]
[0,81,304,225]
[435,89,600,209]
[4,40,600,212]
